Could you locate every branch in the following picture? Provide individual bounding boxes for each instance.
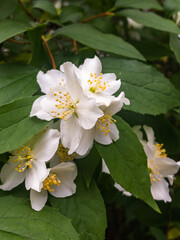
[8,38,29,45]
[41,35,56,69]
[82,11,114,23]
[18,0,38,22]
[73,40,78,55]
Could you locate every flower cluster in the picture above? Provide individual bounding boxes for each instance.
[0,56,129,211]
[1,56,179,211]
[103,125,180,202]
[30,56,130,155]
[0,127,77,211]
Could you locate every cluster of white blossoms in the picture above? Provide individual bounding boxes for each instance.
[103,125,180,202]
[0,56,179,210]
[0,56,129,211]
[30,56,130,155]
[0,127,77,211]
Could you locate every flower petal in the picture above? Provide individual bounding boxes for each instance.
[102,92,130,116]
[37,70,65,94]
[132,125,143,141]
[102,73,121,95]
[80,56,102,76]
[95,122,119,145]
[167,175,174,185]
[77,96,103,129]
[75,128,94,156]
[141,141,155,160]
[151,178,171,202]
[25,161,49,192]
[60,116,83,154]
[95,127,112,145]
[30,95,54,121]
[30,128,60,163]
[30,189,48,211]
[91,93,114,107]
[50,162,77,198]
[143,125,155,146]
[50,155,61,168]
[155,157,180,177]
[0,161,25,190]
[102,159,110,174]
[61,62,83,102]
[114,183,132,196]
[109,122,119,141]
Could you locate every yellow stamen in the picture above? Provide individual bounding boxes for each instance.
[43,174,61,192]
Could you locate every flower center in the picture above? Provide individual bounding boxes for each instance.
[148,161,163,183]
[57,144,74,162]
[154,143,167,158]
[88,73,110,93]
[147,143,167,183]
[50,90,78,120]
[9,146,34,173]
[96,113,116,136]
[43,174,61,192]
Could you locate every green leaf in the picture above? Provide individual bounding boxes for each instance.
[165,0,180,12]
[59,6,84,24]
[0,19,31,44]
[33,0,58,16]
[133,41,172,61]
[170,72,180,90]
[96,116,159,212]
[77,146,101,187]
[28,24,49,67]
[170,34,180,64]
[0,64,39,106]
[118,9,180,34]
[0,97,49,154]
[115,0,163,10]
[102,57,180,115]
[50,174,107,240]
[150,227,167,240]
[53,23,145,61]
[0,196,79,240]
[0,0,17,21]
[0,231,25,240]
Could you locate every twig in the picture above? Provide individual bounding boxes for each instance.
[18,0,38,22]
[73,40,78,55]
[41,35,56,69]
[82,11,114,23]
[8,38,29,45]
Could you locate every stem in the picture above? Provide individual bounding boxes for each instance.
[41,35,56,69]
[82,11,114,23]
[73,40,78,55]
[18,0,38,22]
[8,38,29,45]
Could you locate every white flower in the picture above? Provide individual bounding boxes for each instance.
[30,162,77,211]
[75,92,130,155]
[30,66,103,128]
[127,18,143,29]
[73,56,121,107]
[173,11,180,38]
[0,128,60,192]
[104,126,180,202]
[135,125,180,202]
[30,64,103,154]
[173,11,180,26]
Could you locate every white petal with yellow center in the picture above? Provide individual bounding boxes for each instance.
[30,162,77,211]
[0,129,60,192]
